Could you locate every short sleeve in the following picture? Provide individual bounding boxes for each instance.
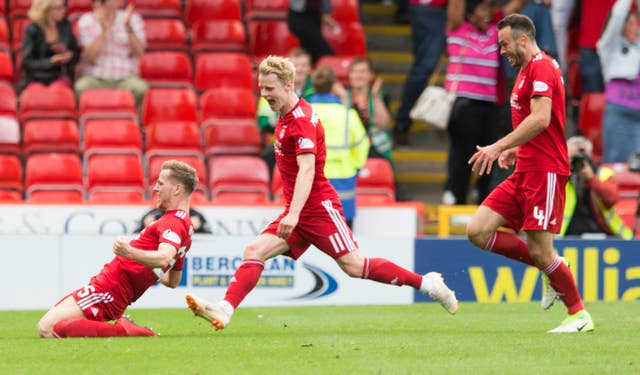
[529,60,556,99]
[291,117,318,156]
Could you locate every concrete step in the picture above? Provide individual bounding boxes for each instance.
[361,3,398,25]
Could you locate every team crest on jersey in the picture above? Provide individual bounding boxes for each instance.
[510,93,521,110]
[274,139,283,156]
[298,137,314,149]
[162,229,180,243]
[533,80,549,92]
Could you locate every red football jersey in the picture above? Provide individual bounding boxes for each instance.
[273,98,339,210]
[92,210,193,304]
[511,52,570,176]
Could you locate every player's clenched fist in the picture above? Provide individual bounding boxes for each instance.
[112,236,131,258]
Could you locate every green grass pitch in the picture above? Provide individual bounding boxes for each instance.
[1,302,639,374]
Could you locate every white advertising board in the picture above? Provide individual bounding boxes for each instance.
[1,235,415,310]
[0,204,418,236]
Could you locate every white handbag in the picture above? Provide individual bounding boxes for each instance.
[409,85,455,130]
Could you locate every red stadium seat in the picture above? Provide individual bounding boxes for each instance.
[203,121,262,157]
[0,0,5,14]
[130,0,182,19]
[578,92,605,163]
[200,87,257,124]
[144,18,188,52]
[194,52,253,91]
[0,84,17,116]
[0,189,22,201]
[141,88,198,127]
[566,53,582,103]
[247,20,299,60]
[0,50,13,86]
[208,155,270,202]
[8,0,30,21]
[22,119,80,155]
[86,154,146,202]
[601,162,640,199]
[0,154,23,194]
[78,88,138,126]
[185,0,241,26]
[10,18,29,52]
[83,118,143,161]
[145,121,203,162]
[330,0,359,23]
[25,153,85,201]
[316,55,355,86]
[244,0,288,21]
[0,116,21,155]
[322,22,367,56]
[19,86,77,121]
[356,158,396,203]
[0,17,9,52]
[147,155,208,200]
[140,51,194,89]
[190,20,247,53]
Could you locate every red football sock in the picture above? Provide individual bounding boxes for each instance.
[543,256,584,314]
[224,259,265,309]
[52,318,126,338]
[485,231,536,267]
[361,258,422,289]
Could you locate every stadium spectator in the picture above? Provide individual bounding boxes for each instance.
[37,160,198,338]
[467,14,593,333]
[134,207,212,234]
[74,0,148,108]
[597,0,640,163]
[393,0,448,147]
[186,56,458,331]
[18,0,80,94]
[287,0,336,64]
[560,136,633,239]
[550,0,576,73]
[257,48,315,175]
[441,0,526,205]
[579,0,616,93]
[521,0,558,61]
[309,65,369,228]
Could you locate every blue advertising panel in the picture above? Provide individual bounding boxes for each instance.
[414,238,640,303]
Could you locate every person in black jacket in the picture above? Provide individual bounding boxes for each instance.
[19,0,80,93]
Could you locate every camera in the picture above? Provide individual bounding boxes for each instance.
[570,150,590,174]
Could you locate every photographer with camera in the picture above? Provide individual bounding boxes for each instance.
[560,136,633,239]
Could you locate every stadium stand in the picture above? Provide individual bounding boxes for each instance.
[19,85,77,121]
[82,118,143,161]
[244,0,288,21]
[0,154,23,200]
[0,84,17,116]
[10,17,28,52]
[0,16,9,52]
[199,87,257,124]
[78,88,138,127]
[316,55,355,86]
[140,51,194,89]
[0,116,20,155]
[330,0,359,23]
[185,0,241,26]
[132,0,183,19]
[194,52,253,91]
[247,20,299,61]
[203,121,262,157]
[322,21,367,56]
[25,153,85,202]
[144,121,204,163]
[86,153,146,202]
[8,0,30,21]
[141,87,198,127]
[578,92,605,162]
[22,119,80,155]
[190,20,247,54]
[143,18,189,52]
[356,158,396,204]
[208,155,270,203]
[66,0,93,21]
[0,50,13,86]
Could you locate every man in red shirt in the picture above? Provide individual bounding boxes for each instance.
[37,160,198,338]
[468,14,593,333]
[186,56,458,331]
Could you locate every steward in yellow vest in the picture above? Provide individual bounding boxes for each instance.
[309,66,370,228]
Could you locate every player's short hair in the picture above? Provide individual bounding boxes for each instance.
[497,13,536,42]
[162,160,198,195]
[311,65,336,94]
[259,56,296,86]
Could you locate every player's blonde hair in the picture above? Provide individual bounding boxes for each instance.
[259,56,296,86]
[162,160,198,195]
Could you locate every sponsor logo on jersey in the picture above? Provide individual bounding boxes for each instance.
[162,229,181,244]
[298,137,314,149]
[533,80,549,92]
